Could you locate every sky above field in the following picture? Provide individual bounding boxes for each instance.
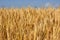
[0,0,60,8]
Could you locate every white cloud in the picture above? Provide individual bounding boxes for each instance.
[45,2,59,7]
[45,2,52,7]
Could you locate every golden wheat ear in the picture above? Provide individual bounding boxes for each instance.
[0,8,60,40]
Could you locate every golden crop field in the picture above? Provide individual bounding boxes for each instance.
[0,7,60,40]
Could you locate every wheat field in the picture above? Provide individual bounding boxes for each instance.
[0,7,60,40]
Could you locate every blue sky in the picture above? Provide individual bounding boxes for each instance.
[0,0,60,8]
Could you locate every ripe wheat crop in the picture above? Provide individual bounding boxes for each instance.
[0,7,60,40]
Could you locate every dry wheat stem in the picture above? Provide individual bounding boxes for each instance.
[0,8,60,40]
